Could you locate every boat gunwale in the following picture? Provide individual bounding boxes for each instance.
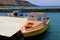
[22,19,50,34]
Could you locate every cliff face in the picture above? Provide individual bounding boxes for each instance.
[0,0,36,6]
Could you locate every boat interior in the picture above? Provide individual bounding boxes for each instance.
[21,18,49,33]
[20,12,49,33]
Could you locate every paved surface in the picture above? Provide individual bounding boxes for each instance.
[0,16,27,37]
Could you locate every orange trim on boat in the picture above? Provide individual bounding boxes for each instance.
[21,20,50,33]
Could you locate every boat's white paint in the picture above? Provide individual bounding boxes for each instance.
[0,16,27,37]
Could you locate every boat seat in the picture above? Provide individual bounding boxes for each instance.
[25,22,34,29]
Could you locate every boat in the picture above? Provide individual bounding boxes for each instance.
[21,12,50,37]
[7,11,50,37]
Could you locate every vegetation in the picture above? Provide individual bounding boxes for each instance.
[0,0,36,6]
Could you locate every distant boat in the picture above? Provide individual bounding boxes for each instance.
[6,11,23,17]
[7,11,50,37]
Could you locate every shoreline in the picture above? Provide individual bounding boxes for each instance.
[0,9,60,12]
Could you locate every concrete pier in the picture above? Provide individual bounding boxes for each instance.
[0,16,27,37]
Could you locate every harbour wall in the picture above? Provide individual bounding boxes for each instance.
[0,9,60,12]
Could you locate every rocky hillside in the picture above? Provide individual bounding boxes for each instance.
[0,0,36,6]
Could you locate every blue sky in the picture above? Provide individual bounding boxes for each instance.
[26,0,60,6]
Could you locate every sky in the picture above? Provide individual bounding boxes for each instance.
[26,0,60,6]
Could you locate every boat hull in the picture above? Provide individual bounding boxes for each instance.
[23,20,50,37]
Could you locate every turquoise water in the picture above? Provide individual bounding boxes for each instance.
[25,12,60,40]
[0,12,7,16]
[0,12,60,40]
[44,12,60,40]
[1,6,60,9]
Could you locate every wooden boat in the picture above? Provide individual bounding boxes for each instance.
[21,19,50,37]
[7,11,50,37]
[20,12,50,37]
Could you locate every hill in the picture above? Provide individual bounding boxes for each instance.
[0,0,36,6]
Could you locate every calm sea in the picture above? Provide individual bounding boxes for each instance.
[0,12,60,40]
